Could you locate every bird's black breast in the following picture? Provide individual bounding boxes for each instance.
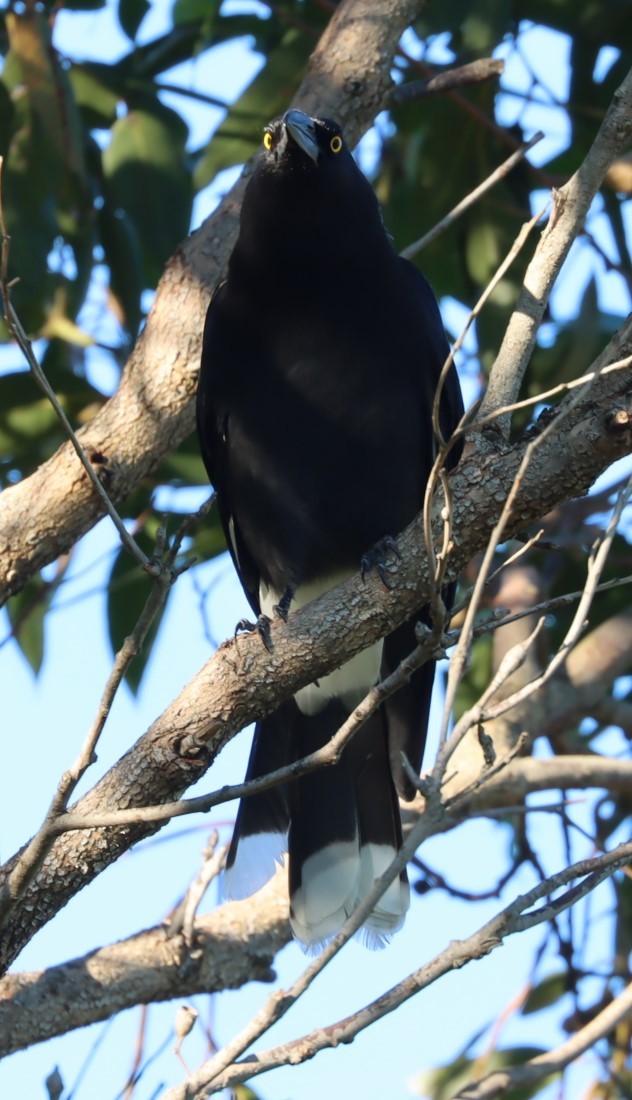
[199,258,443,598]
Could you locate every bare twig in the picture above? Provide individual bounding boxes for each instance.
[47,620,444,836]
[169,832,228,946]
[464,571,632,643]
[120,1006,149,1100]
[391,57,505,106]
[401,133,544,260]
[422,205,546,619]
[438,476,632,773]
[1,755,630,1057]
[174,1005,199,1075]
[465,354,632,438]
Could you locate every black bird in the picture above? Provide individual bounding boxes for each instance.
[196,110,463,948]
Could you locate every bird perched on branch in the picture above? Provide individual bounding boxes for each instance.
[197,109,463,949]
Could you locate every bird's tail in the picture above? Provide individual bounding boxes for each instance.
[223,702,293,900]
[225,699,409,949]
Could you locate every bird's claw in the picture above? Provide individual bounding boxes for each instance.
[235,614,273,651]
[272,586,293,623]
[361,535,401,590]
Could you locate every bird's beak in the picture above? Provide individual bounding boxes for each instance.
[283,110,320,165]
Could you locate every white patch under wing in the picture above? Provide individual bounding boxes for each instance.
[261,573,383,715]
[223,831,286,901]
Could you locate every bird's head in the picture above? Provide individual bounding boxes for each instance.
[234,109,389,282]
[261,110,347,171]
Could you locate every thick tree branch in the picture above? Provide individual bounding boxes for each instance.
[0,0,427,608]
[0,345,630,973]
[463,756,632,813]
[0,880,290,1059]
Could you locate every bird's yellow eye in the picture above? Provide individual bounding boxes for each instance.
[263,131,273,150]
[330,135,343,154]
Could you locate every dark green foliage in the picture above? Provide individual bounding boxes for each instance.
[106,524,170,696]
[5,572,52,674]
[414,1046,557,1099]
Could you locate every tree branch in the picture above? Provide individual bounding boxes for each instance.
[0,880,290,1058]
[1,754,629,1054]
[391,58,505,105]
[455,979,632,1099]
[0,336,630,973]
[175,842,632,1097]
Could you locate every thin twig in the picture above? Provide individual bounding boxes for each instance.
[423,210,550,745]
[46,620,445,836]
[176,842,632,1097]
[400,133,544,259]
[391,57,505,106]
[421,205,547,631]
[464,354,632,438]
[169,832,228,946]
[437,476,632,776]
[463,570,632,643]
[478,65,632,435]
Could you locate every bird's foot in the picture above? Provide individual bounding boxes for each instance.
[361,535,401,590]
[235,614,273,651]
[272,586,294,623]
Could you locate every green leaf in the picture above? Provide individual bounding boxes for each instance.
[231,1085,265,1100]
[69,63,120,128]
[118,0,150,41]
[453,633,493,720]
[117,23,215,79]
[522,972,568,1015]
[1,10,92,334]
[106,527,170,695]
[172,0,220,27]
[0,77,14,156]
[103,101,193,288]
[0,354,105,484]
[98,198,145,338]
[6,574,52,675]
[412,1047,556,1100]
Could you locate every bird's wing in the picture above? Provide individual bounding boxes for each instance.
[400,257,465,469]
[196,283,262,614]
[381,262,465,799]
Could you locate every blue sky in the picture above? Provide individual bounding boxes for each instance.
[0,5,630,1099]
